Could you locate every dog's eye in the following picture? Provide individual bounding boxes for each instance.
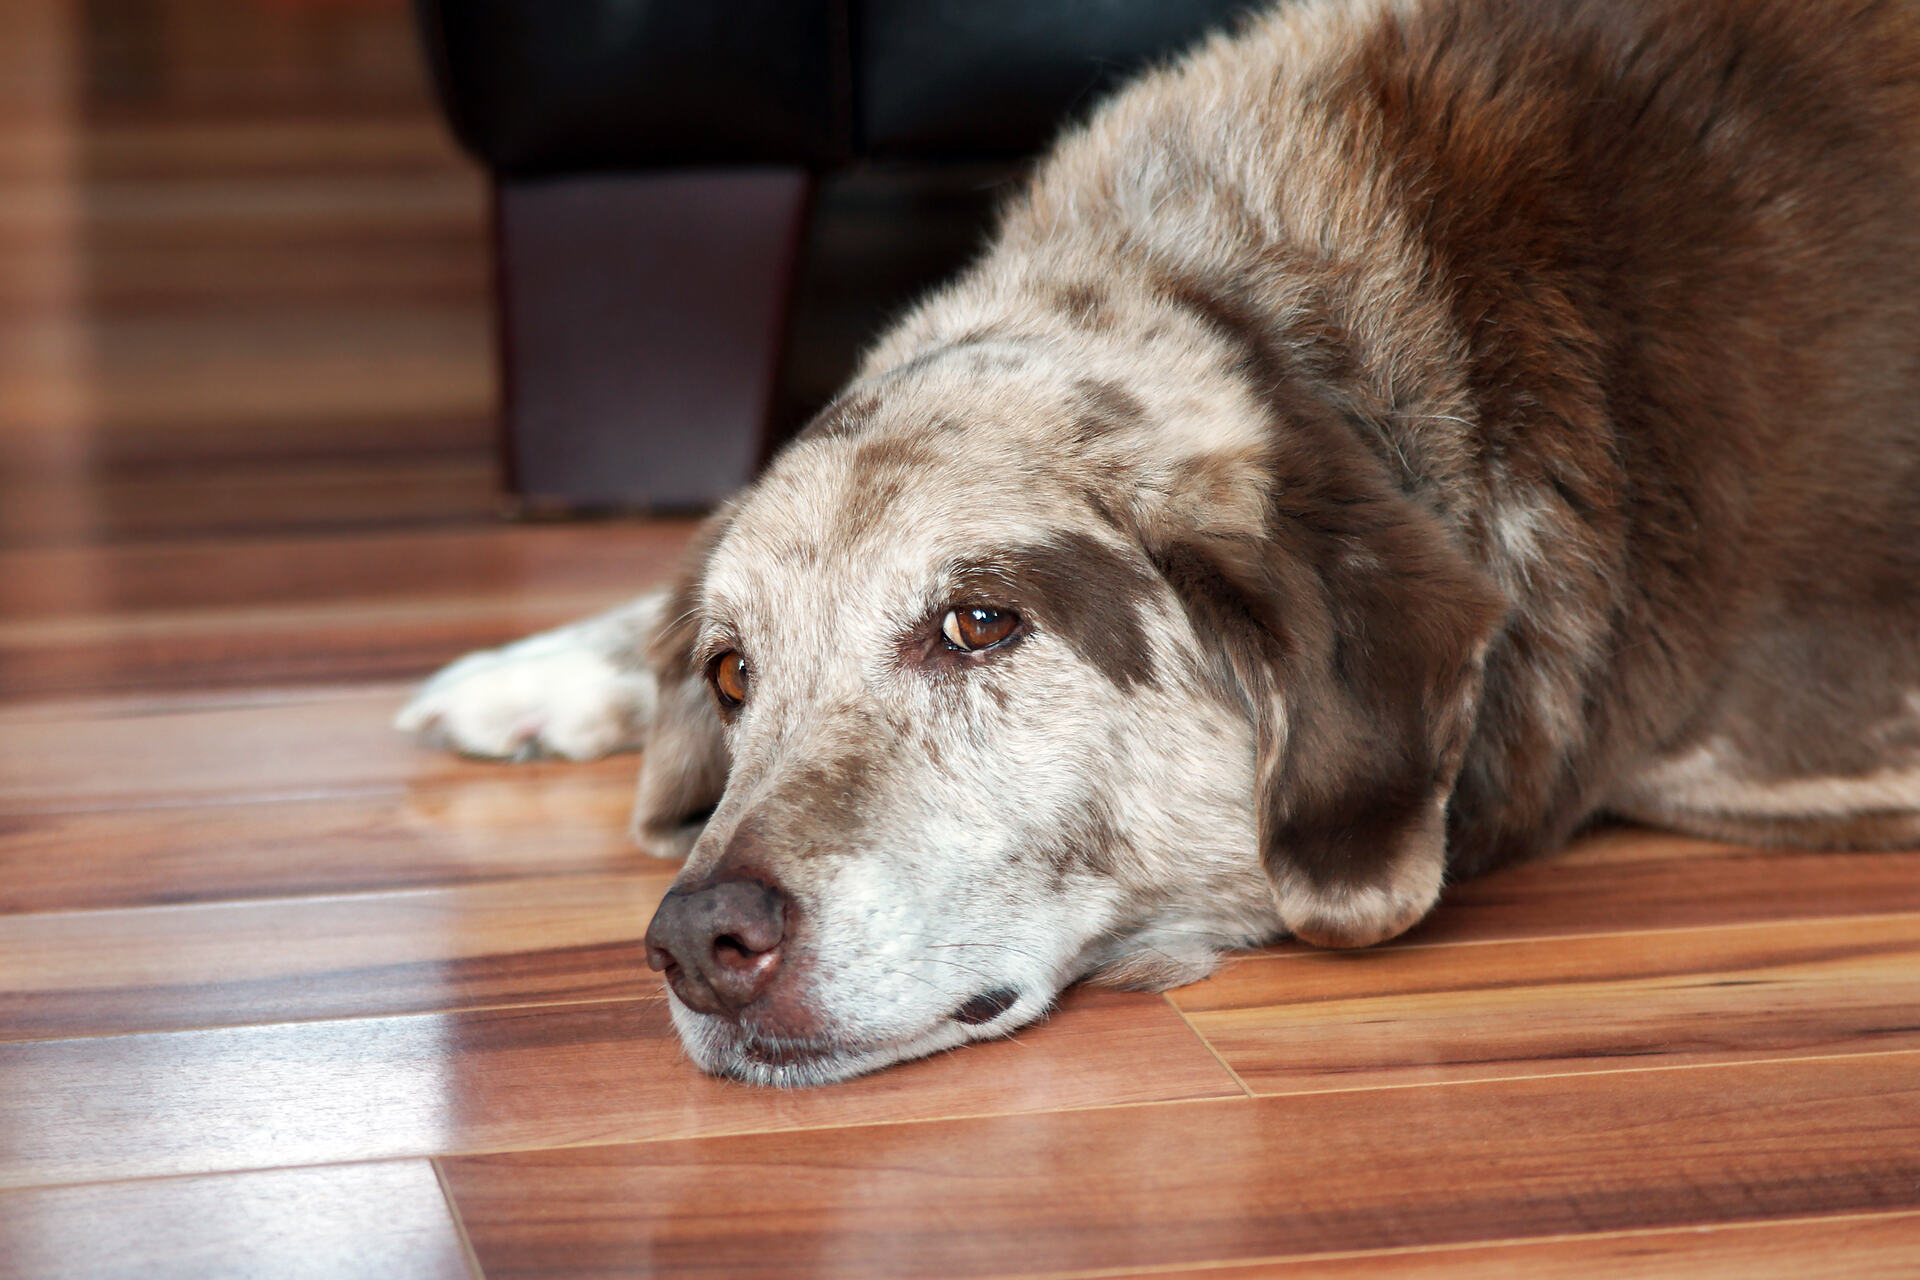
[710,650,749,707]
[941,606,1019,652]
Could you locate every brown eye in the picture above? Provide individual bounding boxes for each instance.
[710,650,749,707]
[941,606,1019,652]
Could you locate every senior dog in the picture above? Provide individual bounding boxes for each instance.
[398,0,1920,1085]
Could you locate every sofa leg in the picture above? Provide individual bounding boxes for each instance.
[493,170,813,511]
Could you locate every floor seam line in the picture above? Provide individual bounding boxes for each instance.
[977,1206,1920,1279]
[431,1156,489,1280]
[1164,992,1256,1099]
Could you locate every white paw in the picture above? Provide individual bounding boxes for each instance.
[394,636,656,762]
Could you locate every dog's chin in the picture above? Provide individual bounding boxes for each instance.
[666,996,1037,1088]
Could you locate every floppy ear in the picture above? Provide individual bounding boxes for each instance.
[1147,395,1504,948]
[629,509,734,860]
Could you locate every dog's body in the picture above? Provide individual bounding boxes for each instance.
[400,0,1920,1084]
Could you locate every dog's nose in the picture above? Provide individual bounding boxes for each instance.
[644,877,788,1015]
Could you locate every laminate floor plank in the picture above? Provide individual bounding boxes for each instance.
[75,113,479,183]
[42,303,489,438]
[440,1053,1920,1280]
[0,765,641,912]
[1424,827,1920,943]
[0,522,693,622]
[1171,913,1920,1094]
[0,1159,472,1280]
[0,407,492,476]
[0,591,664,699]
[0,687,590,810]
[0,522,693,698]
[1209,833,1920,963]
[0,988,1240,1189]
[0,453,504,548]
[1084,1210,1920,1279]
[0,871,681,1040]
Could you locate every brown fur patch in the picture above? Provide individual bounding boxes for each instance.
[1054,282,1116,329]
[1327,0,1920,873]
[1070,377,1148,445]
[1153,375,1505,897]
[759,746,883,860]
[1029,797,1127,885]
[827,435,945,553]
[995,533,1161,690]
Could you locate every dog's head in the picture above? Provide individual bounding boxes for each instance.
[635,330,1502,1085]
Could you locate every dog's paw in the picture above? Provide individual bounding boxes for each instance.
[394,636,656,762]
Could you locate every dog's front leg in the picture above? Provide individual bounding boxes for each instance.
[393,591,672,762]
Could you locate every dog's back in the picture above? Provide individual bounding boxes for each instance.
[875,0,1920,867]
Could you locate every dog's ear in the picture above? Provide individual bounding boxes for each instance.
[1144,392,1504,947]
[629,509,734,860]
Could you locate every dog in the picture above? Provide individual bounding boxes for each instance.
[397,0,1920,1086]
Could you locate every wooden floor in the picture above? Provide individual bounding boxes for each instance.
[5,1,1920,1277]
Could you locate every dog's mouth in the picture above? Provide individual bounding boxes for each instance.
[713,1025,952,1087]
[731,1031,862,1071]
[673,985,1034,1087]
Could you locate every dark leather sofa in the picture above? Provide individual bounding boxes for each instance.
[415,0,1265,510]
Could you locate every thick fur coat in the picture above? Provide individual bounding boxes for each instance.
[400,0,1920,1084]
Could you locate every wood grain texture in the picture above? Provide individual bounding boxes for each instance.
[0,600,643,701]
[1172,912,1920,1093]
[1101,1211,1920,1279]
[441,1053,1920,1280]
[0,454,504,547]
[0,522,695,699]
[0,1160,472,1280]
[1196,830,1920,963]
[0,687,589,810]
[0,987,1240,1189]
[0,524,693,622]
[0,0,498,555]
[0,872,679,1039]
[0,765,642,913]
[1425,828,1920,942]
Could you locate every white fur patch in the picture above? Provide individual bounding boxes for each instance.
[394,627,657,762]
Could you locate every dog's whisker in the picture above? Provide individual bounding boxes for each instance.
[922,940,1050,964]
[907,956,1004,986]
